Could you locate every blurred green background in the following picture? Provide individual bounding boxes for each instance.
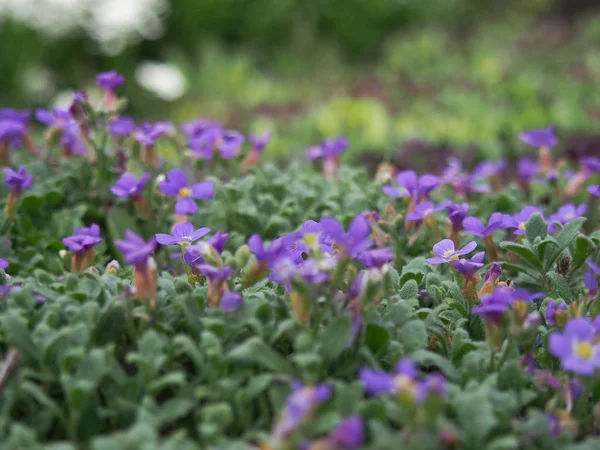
[1,0,599,164]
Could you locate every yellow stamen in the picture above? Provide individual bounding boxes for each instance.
[178,187,192,198]
[575,342,593,360]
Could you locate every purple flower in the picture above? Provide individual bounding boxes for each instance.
[416,373,447,401]
[357,247,394,268]
[208,231,229,254]
[248,235,285,265]
[585,271,598,298]
[320,214,373,258]
[511,289,544,303]
[546,299,567,326]
[549,204,587,226]
[581,157,600,174]
[134,122,174,146]
[473,287,515,324]
[474,160,507,178]
[405,200,452,221]
[0,109,29,148]
[220,291,243,312]
[190,128,245,162]
[110,116,135,138]
[382,170,439,200]
[519,126,557,148]
[159,168,214,215]
[450,251,485,279]
[0,258,8,270]
[62,224,103,253]
[426,239,477,265]
[359,358,417,395]
[155,222,210,246]
[588,260,600,276]
[115,230,156,267]
[111,172,151,199]
[35,108,79,134]
[4,167,32,193]
[463,212,510,238]
[197,264,234,281]
[588,185,600,197]
[327,416,364,450]
[505,206,545,235]
[181,119,221,141]
[96,70,125,89]
[306,136,349,161]
[272,384,332,440]
[447,203,470,231]
[249,131,272,152]
[517,157,540,180]
[549,318,600,375]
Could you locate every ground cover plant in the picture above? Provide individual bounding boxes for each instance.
[1,73,600,450]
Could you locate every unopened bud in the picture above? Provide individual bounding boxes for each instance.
[105,259,120,275]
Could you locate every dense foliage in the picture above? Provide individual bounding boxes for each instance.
[1,74,600,450]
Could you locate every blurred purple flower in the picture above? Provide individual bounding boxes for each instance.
[463,212,510,238]
[546,299,567,326]
[320,214,373,258]
[115,230,156,267]
[382,170,439,200]
[111,172,151,199]
[519,126,557,148]
[406,200,452,221]
[450,251,485,279]
[474,160,506,178]
[249,131,272,152]
[110,116,135,138]
[62,224,102,253]
[549,318,600,375]
[4,167,32,193]
[220,291,243,312]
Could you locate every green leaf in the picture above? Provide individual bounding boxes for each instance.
[1,311,37,360]
[525,213,548,242]
[411,349,458,381]
[546,270,573,302]
[228,337,294,374]
[499,242,542,272]
[399,279,419,301]
[455,386,498,445]
[318,314,353,360]
[545,217,586,270]
[364,323,390,354]
[396,320,427,353]
[572,235,596,270]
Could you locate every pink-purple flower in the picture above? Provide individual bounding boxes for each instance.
[426,239,477,265]
[463,212,510,238]
[159,168,214,215]
[115,231,156,267]
[4,167,32,193]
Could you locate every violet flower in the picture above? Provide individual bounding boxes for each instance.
[426,239,477,265]
[181,119,222,141]
[320,214,373,258]
[110,116,135,138]
[406,200,452,222]
[326,416,364,450]
[549,204,587,226]
[115,230,157,303]
[155,221,210,246]
[159,168,214,215]
[588,260,600,276]
[220,291,243,312]
[472,287,515,324]
[450,251,485,280]
[272,383,332,441]
[549,318,600,376]
[63,224,103,272]
[249,131,272,152]
[306,136,349,180]
[382,170,439,201]
[546,299,567,326]
[4,167,32,194]
[359,358,417,396]
[111,172,151,199]
[36,108,79,135]
[0,258,8,270]
[134,121,174,146]
[519,126,557,148]
[588,185,599,197]
[190,128,245,163]
[463,213,510,238]
[505,206,545,235]
[447,203,469,232]
[585,271,598,299]
[96,70,124,105]
[474,160,507,178]
[357,247,394,268]
[517,157,540,180]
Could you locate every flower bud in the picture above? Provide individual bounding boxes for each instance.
[105,259,120,275]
